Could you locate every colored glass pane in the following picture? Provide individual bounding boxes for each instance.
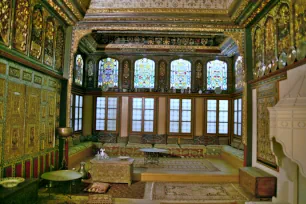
[98,58,119,87]
[134,58,155,88]
[170,59,191,89]
[74,54,83,86]
[207,60,227,90]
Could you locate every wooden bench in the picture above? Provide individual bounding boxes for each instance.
[239,167,277,199]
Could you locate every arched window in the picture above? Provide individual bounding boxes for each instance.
[207,59,227,90]
[98,58,119,87]
[74,54,84,86]
[134,58,155,88]
[170,59,191,89]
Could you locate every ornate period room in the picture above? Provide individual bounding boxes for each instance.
[0,0,305,203]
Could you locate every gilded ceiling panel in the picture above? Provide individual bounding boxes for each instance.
[89,0,234,9]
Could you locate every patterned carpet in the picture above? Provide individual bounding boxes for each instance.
[151,182,249,202]
[133,158,220,172]
[38,181,145,203]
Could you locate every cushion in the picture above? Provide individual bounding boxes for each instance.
[128,135,142,144]
[194,136,219,145]
[87,194,112,204]
[142,134,155,144]
[98,133,117,143]
[154,134,166,144]
[167,137,178,144]
[117,136,128,144]
[83,182,110,194]
[72,137,80,145]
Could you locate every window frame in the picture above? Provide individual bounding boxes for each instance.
[204,98,230,137]
[94,96,120,133]
[70,94,84,132]
[129,96,157,135]
[167,97,194,137]
[233,98,242,138]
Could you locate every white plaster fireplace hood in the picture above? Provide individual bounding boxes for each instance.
[268,67,306,178]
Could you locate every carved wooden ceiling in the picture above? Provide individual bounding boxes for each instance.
[45,0,274,56]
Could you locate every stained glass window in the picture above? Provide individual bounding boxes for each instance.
[207,60,227,90]
[134,58,155,88]
[96,97,118,131]
[131,98,155,133]
[235,56,243,90]
[206,99,228,134]
[234,98,242,136]
[98,58,119,87]
[170,59,191,89]
[169,98,192,134]
[74,54,84,86]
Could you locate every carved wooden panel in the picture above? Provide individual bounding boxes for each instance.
[158,60,167,89]
[195,61,203,90]
[25,86,40,155]
[5,82,25,160]
[0,0,11,46]
[257,82,278,169]
[55,26,64,71]
[277,3,291,54]
[294,0,306,48]
[0,124,3,164]
[30,6,43,60]
[44,18,55,67]
[0,78,5,97]
[0,62,6,74]
[122,60,131,89]
[253,27,263,78]
[264,17,276,66]
[0,101,3,120]
[13,0,30,53]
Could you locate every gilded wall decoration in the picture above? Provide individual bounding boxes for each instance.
[0,0,11,45]
[158,60,167,89]
[9,67,20,78]
[30,7,43,60]
[22,71,32,82]
[55,26,64,72]
[253,27,263,78]
[294,0,306,58]
[89,0,233,9]
[277,3,291,54]
[0,78,5,96]
[264,17,276,68]
[235,56,243,90]
[0,101,3,120]
[87,60,95,88]
[93,34,226,47]
[0,62,6,74]
[45,0,74,25]
[13,0,30,53]
[34,75,42,85]
[25,86,40,154]
[5,82,25,160]
[44,18,55,67]
[122,60,131,89]
[195,61,203,90]
[0,124,3,162]
[257,82,278,169]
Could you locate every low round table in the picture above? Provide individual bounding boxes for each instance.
[139,148,168,165]
[41,170,83,197]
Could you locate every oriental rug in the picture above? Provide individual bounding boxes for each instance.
[133,158,220,172]
[151,182,249,202]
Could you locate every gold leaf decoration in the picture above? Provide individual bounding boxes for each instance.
[0,0,11,45]
[13,0,30,53]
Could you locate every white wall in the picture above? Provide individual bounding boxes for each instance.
[251,64,306,204]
